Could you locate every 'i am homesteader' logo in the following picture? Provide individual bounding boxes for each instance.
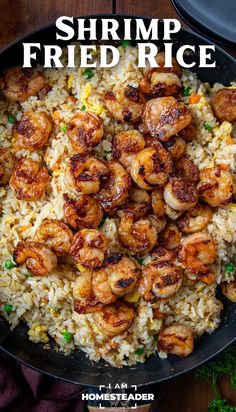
[82,383,154,409]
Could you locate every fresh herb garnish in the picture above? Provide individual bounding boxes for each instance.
[224,263,235,273]
[4,303,13,313]
[204,122,213,131]
[4,259,15,270]
[83,69,94,79]
[8,114,16,124]
[62,331,73,343]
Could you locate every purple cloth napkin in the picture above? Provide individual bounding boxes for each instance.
[0,353,87,412]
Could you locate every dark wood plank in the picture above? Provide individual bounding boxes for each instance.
[0,0,112,49]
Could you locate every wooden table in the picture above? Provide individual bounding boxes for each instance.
[0,1,235,410]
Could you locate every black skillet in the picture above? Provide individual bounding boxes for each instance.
[0,15,236,390]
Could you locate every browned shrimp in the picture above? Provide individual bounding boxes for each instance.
[13,241,57,276]
[159,222,181,250]
[9,158,49,201]
[94,254,139,300]
[152,246,176,262]
[73,271,103,314]
[158,324,194,357]
[197,166,236,207]
[131,145,173,190]
[63,194,103,230]
[94,301,135,337]
[211,88,236,122]
[138,260,183,301]
[178,123,198,142]
[164,176,198,211]
[67,111,104,153]
[221,278,236,302]
[105,85,145,123]
[140,72,182,99]
[94,161,131,211]
[164,137,186,160]
[112,130,145,171]
[34,219,73,256]
[164,204,183,220]
[12,112,52,150]
[1,67,46,101]
[151,189,165,217]
[175,156,200,184]
[142,52,182,79]
[68,154,109,194]
[118,213,157,254]
[177,203,213,234]
[69,229,108,269]
[179,232,217,275]
[0,148,14,184]
[119,188,151,219]
[140,97,192,142]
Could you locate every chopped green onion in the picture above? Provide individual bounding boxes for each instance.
[137,257,144,265]
[81,104,87,111]
[224,263,235,273]
[60,125,67,132]
[4,259,15,270]
[62,330,73,343]
[4,303,13,313]
[136,347,144,355]
[153,335,158,341]
[203,122,213,131]
[83,69,94,79]
[182,86,191,96]
[121,40,131,49]
[8,114,16,124]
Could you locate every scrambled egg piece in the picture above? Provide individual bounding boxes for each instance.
[28,324,49,343]
[80,83,104,115]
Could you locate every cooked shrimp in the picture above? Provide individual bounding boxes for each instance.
[164,204,183,220]
[159,222,181,250]
[175,156,200,184]
[94,161,131,211]
[68,154,109,194]
[151,189,165,217]
[164,177,198,211]
[1,67,46,101]
[94,301,135,337]
[140,97,192,142]
[112,130,145,171]
[150,215,167,234]
[158,324,194,357]
[91,269,118,305]
[94,254,139,300]
[119,188,151,219]
[177,203,213,234]
[178,232,217,274]
[197,166,236,207]
[164,137,186,160]
[178,123,197,142]
[152,246,176,262]
[140,72,182,99]
[0,148,14,184]
[222,278,236,302]
[131,146,173,190]
[34,219,73,256]
[67,111,104,153]
[105,85,145,123]
[142,52,182,79]
[73,271,103,314]
[63,194,103,230]
[118,213,157,254]
[211,88,236,122]
[9,158,49,201]
[13,241,57,276]
[69,229,108,269]
[138,260,183,300]
[12,112,52,150]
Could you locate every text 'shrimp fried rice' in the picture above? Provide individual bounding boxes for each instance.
[0,45,235,367]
